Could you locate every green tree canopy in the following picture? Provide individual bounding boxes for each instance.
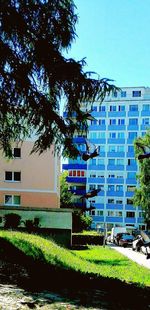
[133,131,150,228]
[60,171,73,208]
[0,0,117,157]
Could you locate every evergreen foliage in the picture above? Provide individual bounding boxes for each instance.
[0,0,117,157]
[133,131,150,228]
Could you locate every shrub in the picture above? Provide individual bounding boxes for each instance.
[4,213,21,229]
[72,211,92,232]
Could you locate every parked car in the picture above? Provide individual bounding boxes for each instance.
[114,232,131,245]
[118,234,134,247]
[132,231,150,258]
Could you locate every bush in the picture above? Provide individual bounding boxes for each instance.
[72,211,92,233]
[4,213,21,229]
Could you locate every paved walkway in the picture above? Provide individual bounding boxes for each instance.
[109,243,150,269]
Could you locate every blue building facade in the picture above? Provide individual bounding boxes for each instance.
[63,87,150,230]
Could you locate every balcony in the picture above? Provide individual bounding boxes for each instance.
[106,191,124,197]
[63,163,87,170]
[66,177,86,183]
[125,218,136,224]
[106,217,123,223]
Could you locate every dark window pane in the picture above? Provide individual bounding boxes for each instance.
[5,171,12,181]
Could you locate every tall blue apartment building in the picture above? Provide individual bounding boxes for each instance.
[63,87,150,231]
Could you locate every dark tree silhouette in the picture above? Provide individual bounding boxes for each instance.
[0,0,117,157]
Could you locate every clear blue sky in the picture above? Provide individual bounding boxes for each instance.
[67,0,150,88]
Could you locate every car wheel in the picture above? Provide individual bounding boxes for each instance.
[132,246,135,251]
[136,246,140,252]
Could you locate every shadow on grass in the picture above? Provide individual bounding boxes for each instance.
[0,237,150,310]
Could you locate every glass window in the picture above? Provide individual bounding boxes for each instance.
[98,173,104,178]
[90,158,96,165]
[108,199,114,203]
[128,146,134,152]
[97,159,104,165]
[109,132,116,138]
[117,159,124,165]
[5,171,12,181]
[92,106,97,111]
[97,132,105,139]
[118,105,125,111]
[89,184,96,190]
[99,106,105,112]
[97,184,104,191]
[127,172,135,179]
[118,132,125,139]
[91,120,97,125]
[14,148,21,158]
[108,159,115,165]
[99,145,105,152]
[113,91,117,98]
[108,174,115,178]
[110,119,116,125]
[90,132,97,139]
[127,186,136,192]
[142,118,149,125]
[90,173,96,178]
[108,211,115,216]
[129,118,138,125]
[121,91,126,98]
[110,106,116,112]
[132,91,141,97]
[127,159,136,166]
[143,104,150,111]
[117,146,124,152]
[109,146,116,152]
[69,171,72,176]
[81,171,85,177]
[116,200,123,204]
[116,174,124,178]
[5,195,20,206]
[127,198,133,205]
[77,171,80,177]
[99,119,105,125]
[128,132,137,139]
[116,211,123,217]
[126,212,135,217]
[129,105,138,111]
[97,210,103,216]
[118,119,125,125]
[73,171,76,176]
[116,185,123,191]
[14,172,21,181]
[108,185,115,191]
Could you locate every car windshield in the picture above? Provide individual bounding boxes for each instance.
[122,234,134,240]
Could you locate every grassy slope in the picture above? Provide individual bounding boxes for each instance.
[0,230,150,287]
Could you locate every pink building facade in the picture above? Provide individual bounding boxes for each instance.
[0,141,60,209]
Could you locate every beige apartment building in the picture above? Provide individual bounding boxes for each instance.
[0,140,60,209]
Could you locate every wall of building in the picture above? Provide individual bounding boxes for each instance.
[0,141,60,209]
[63,87,150,231]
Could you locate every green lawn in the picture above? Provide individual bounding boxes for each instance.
[0,230,150,287]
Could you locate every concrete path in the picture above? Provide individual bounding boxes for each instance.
[109,243,150,269]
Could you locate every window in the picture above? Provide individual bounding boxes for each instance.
[121,91,126,98]
[129,118,138,125]
[127,186,136,192]
[97,210,103,216]
[116,199,123,204]
[127,159,136,166]
[118,119,125,125]
[90,158,96,165]
[99,119,105,125]
[109,145,116,152]
[90,132,97,139]
[132,90,141,97]
[116,211,122,217]
[99,145,105,152]
[128,146,134,152]
[116,185,123,192]
[117,146,124,152]
[116,174,123,178]
[109,119,116,125]
[118,105,125,111]
[73,171,76,176]
[90,173,96,178]
[97,158,104,165]
[118,132,125,139]
[108,159,115,165]
[126,211,135,218]
[109,132,116,139]
[129,105,138,111]
[5,195,20,206]
[113,91,117,98]
[99,106,105,112]
[89,184,96,190]
[108,199,114,204]
[69,171,72,176]
[108,211,115,216]
[97,184,104,191]
[143,104,150,111]
[108,174,115,178]
[5,171,21,182]
[90,210,95,216]
[92,106,97,111]
[128,132,137,139]
[110,106,116,112]
[127,172,135,179]
[98,173,104,178]
[117,159,124,165]
[91,119,97,125]
[127,198,133,205]
[14,148,21,158]
[108,185,115,191]
[142,118,149,125]
[97,132,105,139]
